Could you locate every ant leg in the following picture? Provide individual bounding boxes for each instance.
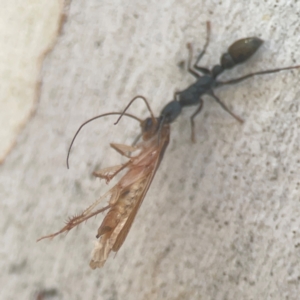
[190,99,204,143]
[187,43,202,78]
[193,21,211,74]
[187,22,211,78]
[216,65,300,87]
[208,92,244,123]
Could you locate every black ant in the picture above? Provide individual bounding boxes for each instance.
[160,21,300,141]
[65,20,300,167]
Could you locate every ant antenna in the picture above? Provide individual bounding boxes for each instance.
[114,95,155,125]
[66,112,142,169]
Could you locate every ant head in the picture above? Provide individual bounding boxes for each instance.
[160,100,182,124]
[141,117,160,140]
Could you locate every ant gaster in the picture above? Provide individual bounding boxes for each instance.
[160,21,300,141]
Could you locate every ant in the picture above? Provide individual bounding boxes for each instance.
[160,21,300,141]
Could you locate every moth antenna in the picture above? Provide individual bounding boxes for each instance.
[66,112,141,169]
[114,95,155,125]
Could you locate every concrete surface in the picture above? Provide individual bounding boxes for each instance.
[1,1,300,299]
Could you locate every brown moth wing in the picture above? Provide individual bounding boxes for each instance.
[89,176,148,269]
[112,179,149,252]
[113,128,170,252]
[89,125,170,269]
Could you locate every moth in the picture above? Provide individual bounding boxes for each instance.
[38,96,170,268]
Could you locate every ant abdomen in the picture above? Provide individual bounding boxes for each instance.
[221,37,264,69]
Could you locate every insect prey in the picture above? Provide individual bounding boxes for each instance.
[38,96,170,269]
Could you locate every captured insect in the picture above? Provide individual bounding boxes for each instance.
[38,96,171,268]
[161,21,300,141]
[38,22,300,268]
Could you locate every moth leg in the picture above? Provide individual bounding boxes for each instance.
[84,187,120,216]
[93,162,130,183]
[110,143,137,157]
[37,204,111,241]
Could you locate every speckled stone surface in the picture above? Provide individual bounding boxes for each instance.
[1,1,300,299]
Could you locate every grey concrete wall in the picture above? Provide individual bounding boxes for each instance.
[1,1,300,299]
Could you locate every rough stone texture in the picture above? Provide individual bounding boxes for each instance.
[0,0,63,163]
[1,1,300,299]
